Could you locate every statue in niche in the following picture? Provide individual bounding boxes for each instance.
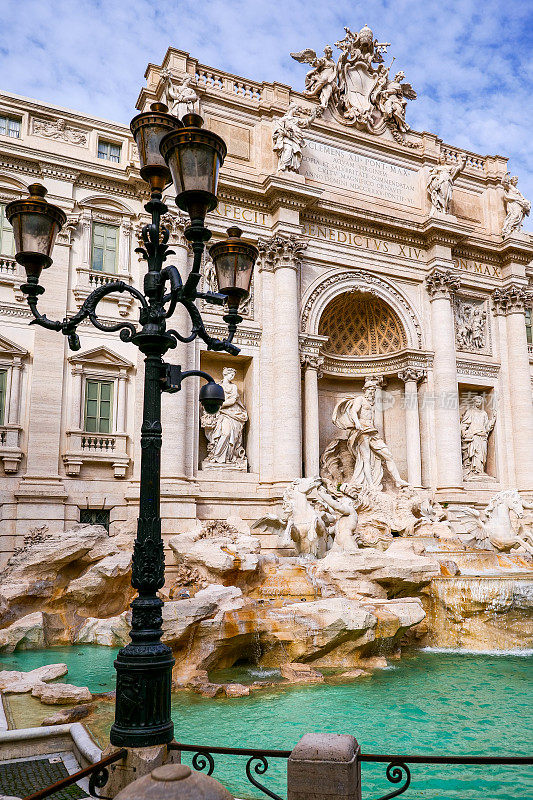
[501,173,531,238]
[290,46,337,114]
[460,396,496,479]
[321,377,408,492]
[202,258,218,294]
[427,153,466,215]
[272,103,318,173]
[162,72,199,119]
[201,367,248,469]
[455,302,487,351]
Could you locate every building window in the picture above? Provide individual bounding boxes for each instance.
[91,222,118,272]
[97,139,121,163]
[0,115,21,139]
[0,369,6,425]
[79,508,110,531]
[84,379,113,433]
[526,309,532,347]
[0,204,15,256]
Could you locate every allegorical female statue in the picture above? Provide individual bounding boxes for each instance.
[272,103,317,172]
[501,173,531,238]
[427,153,466,215]
[201,367,248,468]
[460,395,496,478]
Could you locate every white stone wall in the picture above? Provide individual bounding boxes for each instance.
[0,45,532,566]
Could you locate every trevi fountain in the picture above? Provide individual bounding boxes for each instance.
[0,19,532,800]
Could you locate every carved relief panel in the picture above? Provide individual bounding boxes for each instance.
[454,296,491,354]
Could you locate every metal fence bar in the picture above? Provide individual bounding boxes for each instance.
[361,753,533,764]
[22,749,127,800]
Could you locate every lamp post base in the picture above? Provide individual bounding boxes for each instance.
[110,643,175,748]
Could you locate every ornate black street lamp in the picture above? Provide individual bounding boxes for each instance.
[6,103,258,748]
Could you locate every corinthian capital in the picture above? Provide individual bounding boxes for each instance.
[301,353,324,376]
[492,284,528,315]
[425,268,460,301]
[257,233,307,272]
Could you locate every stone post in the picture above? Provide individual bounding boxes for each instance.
[492,285,533,490]
[288,733,361,800]
[7,357,23,425]
[301,354,323,477]
[425,269,463,490]
[260,234,306,482]
[398,368,426,488]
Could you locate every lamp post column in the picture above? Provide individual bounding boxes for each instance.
[301,354,323,478]
[398,368,426,488]
[425,268,463,490]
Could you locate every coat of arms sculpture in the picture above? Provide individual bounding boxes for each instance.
[291,24,417,140]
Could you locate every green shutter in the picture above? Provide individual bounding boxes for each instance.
[0,370,6,426]
[84,379,113,433]
[91,223,118,273]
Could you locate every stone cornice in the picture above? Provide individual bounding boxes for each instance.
[321,348,432,379]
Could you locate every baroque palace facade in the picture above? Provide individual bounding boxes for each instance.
[0,27,532,565]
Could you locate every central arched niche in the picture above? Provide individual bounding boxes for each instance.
[317,290,409,484]
[318,290,407,357]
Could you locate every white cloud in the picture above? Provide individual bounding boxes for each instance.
[1,0,531,221]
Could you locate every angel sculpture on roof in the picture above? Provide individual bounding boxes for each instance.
[290,23,416,139]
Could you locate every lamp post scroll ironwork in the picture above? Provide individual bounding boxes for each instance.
[6,102,258,748]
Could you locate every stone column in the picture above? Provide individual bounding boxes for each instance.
[69,365,84,430]
[398,368,426,488]
[425,269,463,490]
[261,235,306,482]
[7,357,23,425]
[492,285,533,490]
[301,354,323,478]
[160,211,190,480]
[116,369,128,434]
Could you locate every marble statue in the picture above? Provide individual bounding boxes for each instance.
[459,489,533,555]
[252,477,329,558]
[272,103,317,172]
[501,173,531,238]
[321,377,408,492]
[455,302,486,350]
[162,72,199,119]
[202,258,218,294]
[290,46,337,114]
[427,154,466,215]
[291,24,416,137]
[316,486,359,551]
[201,367,248,469]
[460,396,496,479]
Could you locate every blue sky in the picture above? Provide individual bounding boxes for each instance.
[1,0,532,220]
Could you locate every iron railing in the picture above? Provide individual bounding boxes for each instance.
[21,749,127,800]
[169,742,533,800]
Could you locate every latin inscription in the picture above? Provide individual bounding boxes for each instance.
[302,140,419,206]
[209,203,268,226]
[453,257,501,278]
[301,222,425,262]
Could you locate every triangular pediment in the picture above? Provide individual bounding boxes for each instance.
[0,334,28,358]
[69,346,133,370]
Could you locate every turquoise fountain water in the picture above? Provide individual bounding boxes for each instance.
[1,648,532,799]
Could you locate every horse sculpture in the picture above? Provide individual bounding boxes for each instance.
[460,489,533,555]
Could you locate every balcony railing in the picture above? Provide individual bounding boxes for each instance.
[63,430,129,477]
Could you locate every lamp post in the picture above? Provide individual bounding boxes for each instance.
[6,103,258,748]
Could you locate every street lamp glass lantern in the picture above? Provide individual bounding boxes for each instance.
[159,113,227,223]
[6,183,66,281]
[130,103,181,193]
[209,226,258,312]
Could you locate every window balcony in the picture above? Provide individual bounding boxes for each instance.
[0,424,23,473]
[0,255,25,301]
[63,430,129,478]
[73,267,134,317]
